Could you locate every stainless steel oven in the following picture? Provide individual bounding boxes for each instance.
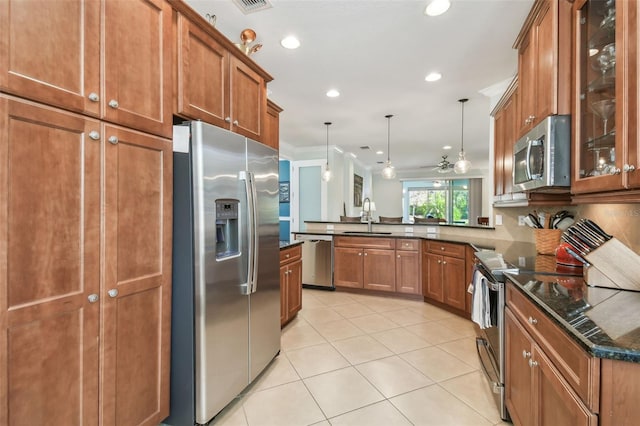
[473,252,518,422]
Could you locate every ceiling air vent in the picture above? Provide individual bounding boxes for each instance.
[232,0,272,14]
[359,146,371,150]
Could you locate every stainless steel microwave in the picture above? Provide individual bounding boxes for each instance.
[513,115,571,192]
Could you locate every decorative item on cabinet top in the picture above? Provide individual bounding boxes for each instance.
[235,28,262,56]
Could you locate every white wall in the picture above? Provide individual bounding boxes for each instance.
[371,175,403,219]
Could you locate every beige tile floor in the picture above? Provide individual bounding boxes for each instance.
[211,289,512,426]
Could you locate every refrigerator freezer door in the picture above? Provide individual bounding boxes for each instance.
[246,139,281,381]
[191,122,251,423]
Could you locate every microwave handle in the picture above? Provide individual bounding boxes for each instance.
[525,139,534,180]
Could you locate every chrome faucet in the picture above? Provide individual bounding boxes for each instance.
[363,197,373,232]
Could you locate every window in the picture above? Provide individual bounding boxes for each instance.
[403,179,471,225]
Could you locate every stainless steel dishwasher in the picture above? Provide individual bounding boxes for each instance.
[295,234,334,290]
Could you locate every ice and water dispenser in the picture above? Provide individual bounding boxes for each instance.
[215,199,239,259]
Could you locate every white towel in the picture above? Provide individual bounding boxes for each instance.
[471,269,491,329]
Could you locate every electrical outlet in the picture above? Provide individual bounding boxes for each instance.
[326,224,334,230]
[495,214,503,226]
[404,227,414,233]
[518,215,526,226]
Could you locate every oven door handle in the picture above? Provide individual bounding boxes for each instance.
[476,337,502,393]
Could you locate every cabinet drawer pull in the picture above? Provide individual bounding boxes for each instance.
[89,131,100,141]
[88,92,100,102]
[108,136,118,145]
[528,316,538,325]
[522,350,531,359]
[233,120,239,126]
[528,359,538,368]
[88,294,99,303]
[225,117,231,123]
[108,289,119,298]
[108,99,119,109]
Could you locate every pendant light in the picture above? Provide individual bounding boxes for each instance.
[381,114,396,179]
[322,121,332,182]
[454,98,471,174]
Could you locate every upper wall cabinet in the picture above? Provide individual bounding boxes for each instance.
[514,0,572,137]
[174,9,272,143]
[264,99,283,150]
[572,0,640,200]
[0,0,173,138]
[493,80,518,199]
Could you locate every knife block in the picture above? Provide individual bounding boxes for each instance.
[583,238,640,291]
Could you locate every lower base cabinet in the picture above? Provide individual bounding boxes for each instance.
[422,241,466,311]
[333,237,396,292]
[505,308,597,426]
[280,245,302,326]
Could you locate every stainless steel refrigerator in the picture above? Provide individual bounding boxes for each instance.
[165,121,281,426]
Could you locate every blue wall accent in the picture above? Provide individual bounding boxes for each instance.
[279,160,291,241]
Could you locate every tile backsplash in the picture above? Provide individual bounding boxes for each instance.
[495,203,640,254]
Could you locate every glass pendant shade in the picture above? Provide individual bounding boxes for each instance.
[454,98,471,174]
[382,114,395,179]
[381,161,396,179]
[322,164,331,182]
[323,121,332,182]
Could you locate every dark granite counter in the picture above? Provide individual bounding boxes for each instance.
[506,272,640,363]
[279,240,303,249]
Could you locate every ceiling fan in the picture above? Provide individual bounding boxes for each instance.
[422,155,454,173]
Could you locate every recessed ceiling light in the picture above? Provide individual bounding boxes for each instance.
[326,89,340,98]
[425,0,451,16]
[280,35,300,49]
[425,72,442,82]
[443,145,452,150]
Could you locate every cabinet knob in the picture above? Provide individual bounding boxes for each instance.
[528,316,538,325]
[285,254,290,258]
[233,120,239,126]
[88,294,99,303]
[609,167,621,175]
[442,260,447,265]
[397,255,400,258]
[623,164,636,173]
[364,252,367,256]
[89,131,100,141]
[528,359,538,368]
[108,289,119,298]
[225,117,231,123]
[108,99,119,109]
[108,136,118,145]
[88,92,100,102]
[358,253,362,256]
[522,350,531,359]
[440,247,445,251]
[437,259,441,264]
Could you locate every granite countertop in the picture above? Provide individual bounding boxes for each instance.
[279,240,303,249]
[506,272,640,363]
[304,220,495,230]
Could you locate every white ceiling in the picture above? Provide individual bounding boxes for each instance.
[185,0,533,174]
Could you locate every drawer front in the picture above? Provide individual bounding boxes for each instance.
[506,283,599,410]
[334,236,394,250]
[396,239,419,251]
[427,241,465,258]
[280,245,302,264]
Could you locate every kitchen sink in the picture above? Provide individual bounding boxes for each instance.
[343,231,392,235]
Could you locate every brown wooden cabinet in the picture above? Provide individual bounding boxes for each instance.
[334,237,396,292]
[395,239,421,295]
[0,0,173,138]
[0,96,172,425]
[173,8,271,143]
[505,308,597,426]
[493,80,517,200]
[514,0,571,137]
[423,241,466,311]
[571,0,640,200]
[280,245,302,326]
[263,99,283,150]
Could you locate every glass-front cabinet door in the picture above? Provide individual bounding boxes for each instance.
[573,0,640,196]
[573,0,622,194]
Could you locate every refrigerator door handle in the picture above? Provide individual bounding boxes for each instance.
[240,170,259,294]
